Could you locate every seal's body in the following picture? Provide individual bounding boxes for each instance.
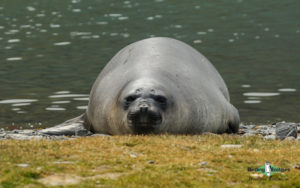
[40,37,240,135]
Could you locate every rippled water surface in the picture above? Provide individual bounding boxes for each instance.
[0,0,299,129]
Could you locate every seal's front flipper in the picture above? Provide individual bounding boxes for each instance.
[226,105,240,134]
[39,114,92,136]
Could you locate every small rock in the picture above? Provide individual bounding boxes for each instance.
[17,163,29,167]
[285,136,295,141]
[242,133,255,137]
[248,125,257,129]
[130,153,137,158]
[250,173,264,179]
[239,124,255,129]
[220,144,242,148]
[148,160,155,164]
[243,129,257,134]
[276,122,297,139]
[12,130,19,133]
[264,135,276,140]
[49,135,68,140]
[75,130,92,136]
[256,125,269,130]
[200,161,207,166]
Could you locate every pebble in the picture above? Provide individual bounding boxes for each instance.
[264,135,276,140]
[284,136,295,141]
[200,161,207,166]
[250,173,264,179]
[17,163,29,167]
[130,153,137,158]
[242,133,255,137]
[220,144,242,148]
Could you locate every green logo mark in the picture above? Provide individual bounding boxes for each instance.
[248,162,290,177]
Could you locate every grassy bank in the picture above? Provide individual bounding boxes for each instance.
[0,134,299,187]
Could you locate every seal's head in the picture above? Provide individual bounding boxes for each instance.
[119,78,171,134]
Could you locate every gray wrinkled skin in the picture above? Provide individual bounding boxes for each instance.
[40,37,240,136]
[86,37,240,135]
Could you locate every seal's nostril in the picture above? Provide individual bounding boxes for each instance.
[140,106,148,113]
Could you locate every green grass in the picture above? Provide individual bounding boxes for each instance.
[0,134,299,187]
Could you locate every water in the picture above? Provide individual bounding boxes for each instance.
[0,0,299,129]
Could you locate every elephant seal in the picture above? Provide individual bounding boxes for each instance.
[40,37,240,135]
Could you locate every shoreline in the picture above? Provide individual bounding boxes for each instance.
[0,122,299,141]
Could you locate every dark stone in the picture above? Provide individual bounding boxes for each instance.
[276,122,297,139]
[75,129,93,136]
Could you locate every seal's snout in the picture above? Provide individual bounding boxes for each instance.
[127,109,162,134]
[127,109,162,126]
[139,103,149,113]
[122,89,167,134]
[126,99,162,134]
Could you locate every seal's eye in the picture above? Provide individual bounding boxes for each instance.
[154,95,167,104]
[125,95,138,103]
[123,95,139,110]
